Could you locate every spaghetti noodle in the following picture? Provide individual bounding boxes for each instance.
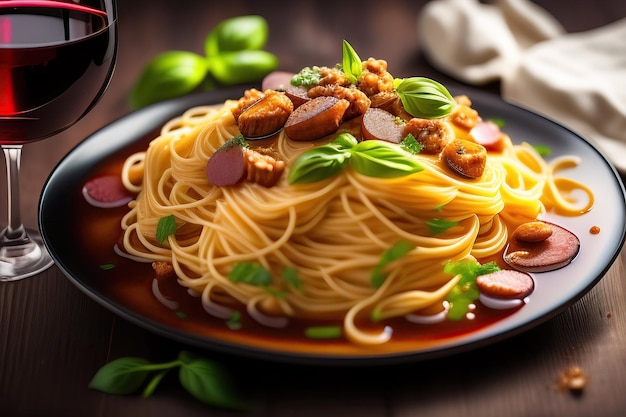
[118,96,593,345]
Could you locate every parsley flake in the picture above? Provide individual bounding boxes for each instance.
[156,215,177,244]
[426,218,459,235]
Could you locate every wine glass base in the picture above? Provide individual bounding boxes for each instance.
[0,228,54,281]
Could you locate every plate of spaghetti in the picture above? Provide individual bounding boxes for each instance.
[40,43,626,365]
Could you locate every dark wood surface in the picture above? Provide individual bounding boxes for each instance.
[2,1,626,416]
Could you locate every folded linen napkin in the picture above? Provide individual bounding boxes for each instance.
[418,0,626,173]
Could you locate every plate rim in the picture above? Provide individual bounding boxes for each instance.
[39,85,626,366]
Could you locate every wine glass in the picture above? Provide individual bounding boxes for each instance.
[0,0,117,281]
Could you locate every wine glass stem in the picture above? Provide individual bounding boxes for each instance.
[2,145,27,243]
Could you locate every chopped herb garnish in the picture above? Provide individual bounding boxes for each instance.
[305,325,343,339]
[444,260,500,320]
[533,144,551,157]
[219,134,248,150]
[264,287,286,298]
[401,133,423,155]
[291,66,322,88]
[175,311,187,319]
[99,263,116,270]
[371,240,415,288]
[226,311,242,330]
[426,218,459,235]
[228,262,273,286]
[488,118,506,128]
[156,214,177,244]
[282,267,302,290]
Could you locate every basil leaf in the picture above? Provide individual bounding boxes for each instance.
[205,15,269,57]
[332,132,360,149]
[156,215,177,244]
[371,241,415,288]
[178,355,246,410]
[350,140,423,178]
[288,134,357,184]
[393,77,456,119]
[342,40,362,84]
[210,50,279,86]
[129,51,208,109]
[444,260,500,320]
[426,218,460,235]
[228,262,273,286]
[88,357,153,395]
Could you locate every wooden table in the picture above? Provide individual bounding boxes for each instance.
[2,1,626,416]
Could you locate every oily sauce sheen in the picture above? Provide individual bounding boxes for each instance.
[72,137,520,358]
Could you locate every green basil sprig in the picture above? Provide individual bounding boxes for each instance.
[288,133,357,184]
[89,351,246,410]
[342,39,363,84]
[393,76,456,119]
[129,15,278,109]
[351,140,424,178]
[288,133,423,184]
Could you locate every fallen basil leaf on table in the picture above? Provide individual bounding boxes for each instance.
[89,351,247,410]
[88,357,154,395]
[178,351,246,410]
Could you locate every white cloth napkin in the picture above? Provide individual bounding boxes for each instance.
[418,0,626,173]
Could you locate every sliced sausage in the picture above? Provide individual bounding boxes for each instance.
[470,121,506,152]
[361,107,405,144]
[82,175,134,208]
[206,144,246,187]
[504,221,580,272]
[476,269,534,299]
[236,91,293,139]
[284,96,350,141]
[261,70,295,91]
[283,85,310,108]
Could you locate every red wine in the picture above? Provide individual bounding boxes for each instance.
[0,2,116,144]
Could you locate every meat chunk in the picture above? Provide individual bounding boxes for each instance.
[235,90,294,138]
[357,58,395,96]
[403,118,454,154]
[307,84,370,120]
[369,91,413,121]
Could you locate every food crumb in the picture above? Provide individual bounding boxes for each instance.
[607,311,612,318]
[555,366,588,395]
[589,225,601,234]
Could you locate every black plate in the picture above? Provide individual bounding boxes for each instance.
[40,86,626,365]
